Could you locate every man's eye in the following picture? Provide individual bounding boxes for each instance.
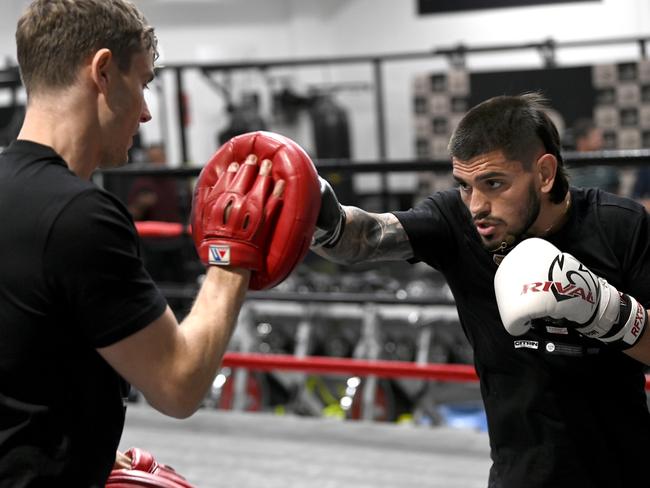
[458,182,470,191]
[486,180,503,189]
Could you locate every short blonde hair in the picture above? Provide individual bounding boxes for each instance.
[16,0,158,96]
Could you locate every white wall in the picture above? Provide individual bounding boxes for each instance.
[2,0,650,186]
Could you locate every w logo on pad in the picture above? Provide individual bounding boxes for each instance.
[209,245,230,265]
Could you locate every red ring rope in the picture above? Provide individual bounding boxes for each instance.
[222,352,478,382]
[221,353,650,389]
[135,221,188,238]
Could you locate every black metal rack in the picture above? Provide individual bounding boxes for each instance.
[158,35,650,166]
[99,148,650,179]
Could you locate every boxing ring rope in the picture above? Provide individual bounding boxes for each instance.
[222,352,478,382]
[111,150,650,242]
[219,353,650,389]
[101,149,650,180]
[135,221,189,238]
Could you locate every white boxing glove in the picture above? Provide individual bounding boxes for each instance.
[494,238,647,349]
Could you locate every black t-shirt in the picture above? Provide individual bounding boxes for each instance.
[394,188,650,488]
[0,141,167,487]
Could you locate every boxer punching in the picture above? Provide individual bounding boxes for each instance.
[312,93,650,487]
[1,1,318,485]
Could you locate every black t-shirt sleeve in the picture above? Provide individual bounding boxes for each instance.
[391,192,459,270]
[44,189,168,348]
[621,207,650,307]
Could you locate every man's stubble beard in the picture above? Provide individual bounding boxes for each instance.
[482,182,541,253]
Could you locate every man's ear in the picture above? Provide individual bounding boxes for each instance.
[536,153,558,195]
[89,48,113,94]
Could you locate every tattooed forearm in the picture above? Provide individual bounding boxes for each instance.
[313,206,413,265]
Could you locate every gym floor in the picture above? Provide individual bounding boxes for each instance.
[119,403,491,488]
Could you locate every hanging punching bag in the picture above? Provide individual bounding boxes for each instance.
[309,93,355,206]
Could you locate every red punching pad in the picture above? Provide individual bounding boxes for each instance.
[192,131,320,290]
[105,448,195,488]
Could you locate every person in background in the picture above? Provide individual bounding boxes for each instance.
[128,144,188,283]
[566,118,620,194]
[127,143,183,222]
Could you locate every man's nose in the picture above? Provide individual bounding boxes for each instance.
[470,190,489,217]
[140,99,152,123]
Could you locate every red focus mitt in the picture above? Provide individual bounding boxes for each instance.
[106,447,195,488]
[192,131,320,290]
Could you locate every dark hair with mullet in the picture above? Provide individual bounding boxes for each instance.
[448,92,569,203]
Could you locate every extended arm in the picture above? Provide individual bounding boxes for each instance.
[313,206,413,265]
[99,154,284,418]
[99,266,249,418]
[311,177,413,265]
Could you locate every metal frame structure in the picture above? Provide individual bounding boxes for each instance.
[100,148,650,179]
[159,35,650,165]
[151,36,650,207]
